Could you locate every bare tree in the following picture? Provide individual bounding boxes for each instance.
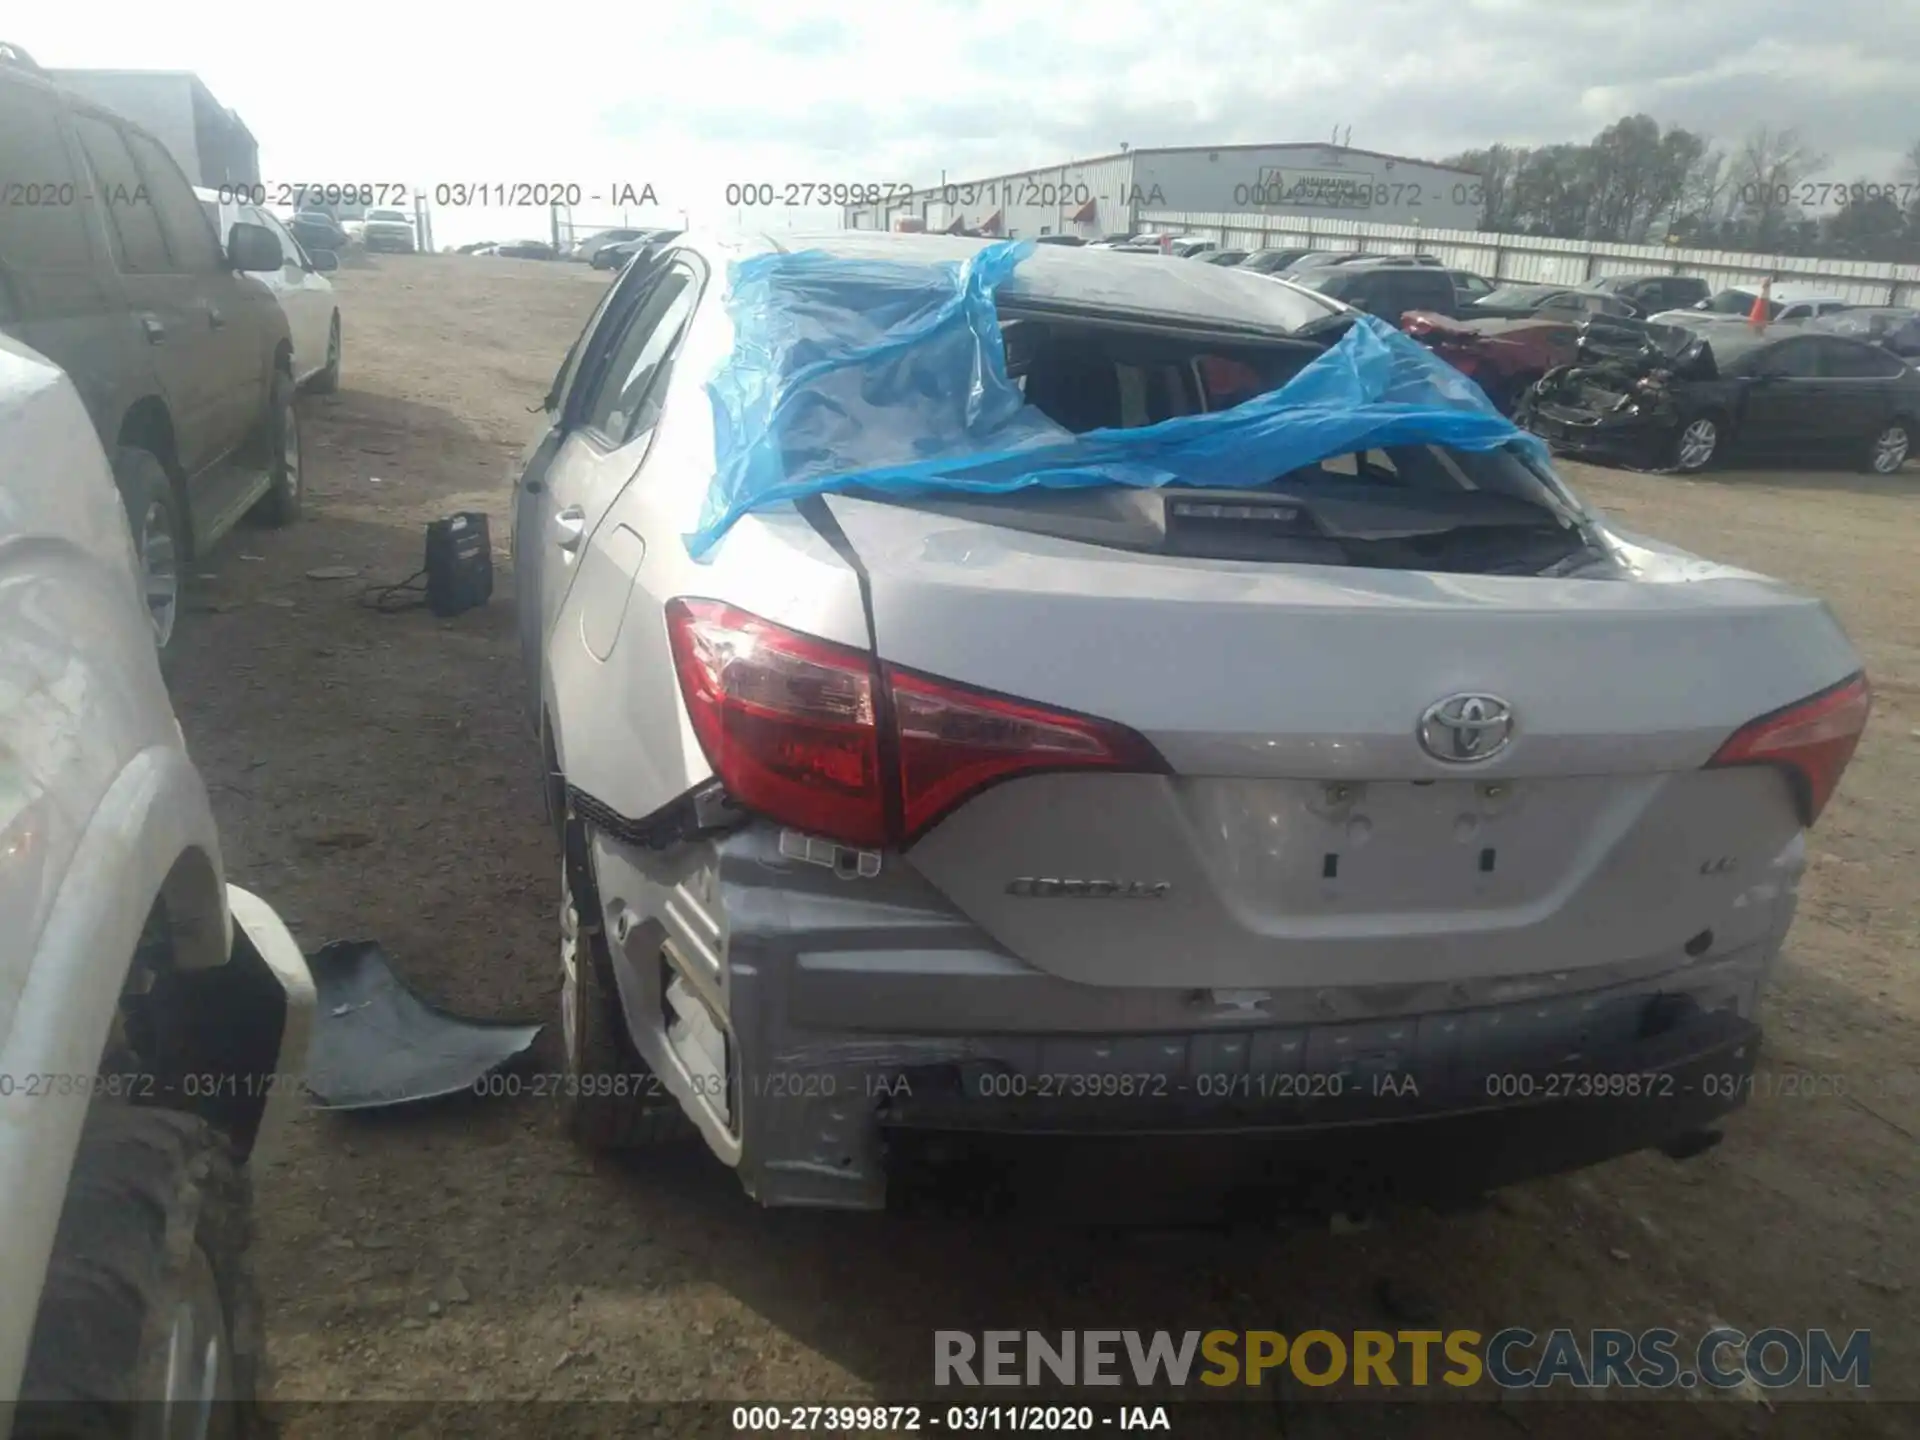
[1728,126,1829,248]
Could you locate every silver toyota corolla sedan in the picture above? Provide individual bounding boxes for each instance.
[511,230,1871,1214]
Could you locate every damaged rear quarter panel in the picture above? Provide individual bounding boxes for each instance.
[543,276,873,831]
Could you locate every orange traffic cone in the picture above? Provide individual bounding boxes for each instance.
[1748,278,1772,329]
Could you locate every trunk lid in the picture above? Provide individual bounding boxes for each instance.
[823,492,1857,991]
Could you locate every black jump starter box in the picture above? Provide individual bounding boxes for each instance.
[425,512,493,617]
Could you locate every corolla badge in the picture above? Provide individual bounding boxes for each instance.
[1418,693,1515,763]
[1006,878,1171,899]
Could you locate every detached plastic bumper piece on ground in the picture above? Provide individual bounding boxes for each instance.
[303,941,540,1109]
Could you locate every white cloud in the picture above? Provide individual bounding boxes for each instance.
[20,0,1916,247]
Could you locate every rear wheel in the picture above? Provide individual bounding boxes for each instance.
[1865,419,1911,474]
[557,813,689,1150]
[249,369,302,526]
[1671,411,1723,473]
[16,1106,264,1439]
[115,446,187,669]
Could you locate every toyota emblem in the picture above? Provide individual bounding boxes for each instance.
[1418,693,1515,763]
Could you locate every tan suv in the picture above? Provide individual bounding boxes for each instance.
[0,44,301,668]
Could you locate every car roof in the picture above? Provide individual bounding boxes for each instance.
[679,230,1346,336]
[1709,284,1848,304]
[1334,256,1447,270]
[1585,273,1676,287]
[1769,287,1850,304]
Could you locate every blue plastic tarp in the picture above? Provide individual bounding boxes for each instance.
[688,239,1551,558]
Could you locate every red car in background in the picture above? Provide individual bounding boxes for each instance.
[1399,312,1585,414]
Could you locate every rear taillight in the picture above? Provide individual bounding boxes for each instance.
[665,599,1164,848]
[888,668,1164,839]
[665,599,886,846]
[1706,673,1872,826]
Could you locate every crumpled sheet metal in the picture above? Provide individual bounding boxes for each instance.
[304,940,541,1110]
[688,237,1550,558]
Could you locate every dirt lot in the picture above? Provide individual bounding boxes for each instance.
[174,256,1917,1436]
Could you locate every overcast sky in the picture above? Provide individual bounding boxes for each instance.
[23,0,1918,246]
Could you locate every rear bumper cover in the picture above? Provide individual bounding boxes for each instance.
[877,1007,1758,1215]
[596,827,1794,1212]
[1523,404,1673,465]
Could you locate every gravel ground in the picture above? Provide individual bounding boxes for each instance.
[168,255,1917,1438]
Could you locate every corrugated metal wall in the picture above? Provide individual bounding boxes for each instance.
[1145,210,1920,306]
[1131,148,1483,231]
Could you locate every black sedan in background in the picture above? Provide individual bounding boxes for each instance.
[1521,324,1917,474]
[1577,273,1712,314]
[289,209,349,254]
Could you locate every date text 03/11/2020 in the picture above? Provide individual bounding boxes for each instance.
[731,1404,1172,1432]
[0,1072,308,1100]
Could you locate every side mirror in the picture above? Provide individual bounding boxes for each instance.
[308,248,339,273]
[227,221,282,272]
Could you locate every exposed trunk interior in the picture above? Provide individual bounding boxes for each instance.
[857,310,1604,577]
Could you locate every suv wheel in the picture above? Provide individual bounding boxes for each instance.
[558,813,690,1150]
[15,1107,264,1439]
[310,314,341,395]
[249,369,302,526]
[116,446,186,666]
[1866,420,1911,474]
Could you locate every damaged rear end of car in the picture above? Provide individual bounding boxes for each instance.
[1518,317,1722,468]
[531,236,1871,1216]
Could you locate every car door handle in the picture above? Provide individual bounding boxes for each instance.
[141,315,165,343]
[552,506,587,552]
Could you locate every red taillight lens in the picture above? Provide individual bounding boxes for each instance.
[665,599,887,846]
[666,600,1164,848]
[887,666,1165,840]
[1705,673,1872,826]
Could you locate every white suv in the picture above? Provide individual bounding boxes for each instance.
[1,333,313,1426]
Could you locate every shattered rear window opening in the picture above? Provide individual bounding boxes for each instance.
[689,239,1576,564]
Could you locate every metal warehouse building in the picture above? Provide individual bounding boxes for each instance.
[844,143,1484,240]
[45,68,258,189]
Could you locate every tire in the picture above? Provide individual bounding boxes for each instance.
[115,446,188,670]
[249,368,302,526]
[1864,418,1911,474]
[15,1106,265,1439]
[308,314,340,395]
[1670,410,1724,473]
[558,812,691,1150]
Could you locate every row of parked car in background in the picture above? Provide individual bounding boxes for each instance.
[1080,232,1916,478]
[448,226,685,267]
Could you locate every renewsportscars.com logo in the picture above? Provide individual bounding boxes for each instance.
[934,1328,1871,1391]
